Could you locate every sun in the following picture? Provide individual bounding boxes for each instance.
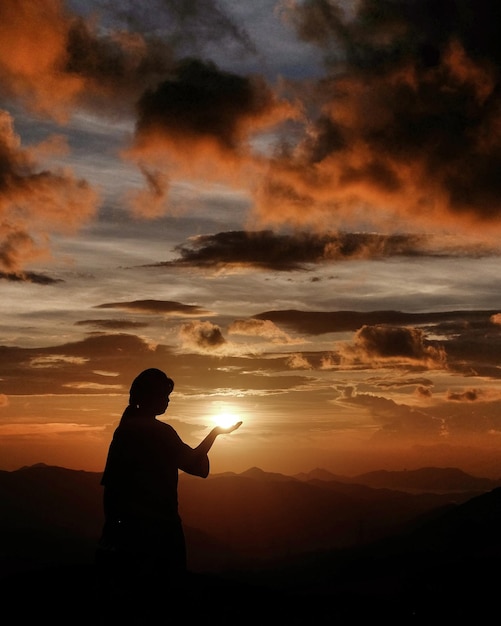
[212,411,239,429]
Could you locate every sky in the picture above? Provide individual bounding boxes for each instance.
[2,0,501,478]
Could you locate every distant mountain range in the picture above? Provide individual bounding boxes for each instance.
[294,465,501,492]
[180,465,496,569]
[2,463,501,622]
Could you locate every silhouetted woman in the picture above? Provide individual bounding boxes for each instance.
[96,368,241,615]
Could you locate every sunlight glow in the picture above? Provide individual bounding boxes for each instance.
[212,411,240,429]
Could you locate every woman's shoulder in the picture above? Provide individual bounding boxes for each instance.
[119,416,178,436]
[152,418,182,439]
[117,418,183,452]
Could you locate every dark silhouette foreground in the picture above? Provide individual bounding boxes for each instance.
[2,466,501,623]
[95,368,241,619]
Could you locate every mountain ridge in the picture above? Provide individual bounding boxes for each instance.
[2,463,501,622]
[294,466,501,492]
[6,461,501,490]
[0,462,494,574]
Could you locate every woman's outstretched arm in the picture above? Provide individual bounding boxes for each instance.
[196,421,243,455]
[182,421,242,478]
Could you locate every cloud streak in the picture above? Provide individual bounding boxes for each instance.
[153,230,445,272]
[253,308,500,334]
[96,299,213,316]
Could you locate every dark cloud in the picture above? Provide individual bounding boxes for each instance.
[75,319,149,331]
[0,270,62,284]
[257,0,501,229]
[416,385,433,398]
[5,0,501,241]
[125,56,294,216]
[155,230,433,271]
[253,308,499,335]
[375,377,434,389]
[95,299,212,316]
[440,318,501,376]
[447,388,478,401]
[345,325,447,367]
[292,0,501,73]
[259,308,501,381]
[131,58,286,156]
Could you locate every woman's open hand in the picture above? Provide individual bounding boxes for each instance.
[214,421,243,436]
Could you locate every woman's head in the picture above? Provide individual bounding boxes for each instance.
[128,368,174,415]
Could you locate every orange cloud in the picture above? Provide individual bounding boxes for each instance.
[0,0,175,121]
[228,318,297,343]
[490,313,501,325]
[179,320,226,352]
[252,1,501,232]
[286,353,312,370]
[4,0,501,238]
[0,110,98,271]
[127,165,171,219]
[0,0,83,120]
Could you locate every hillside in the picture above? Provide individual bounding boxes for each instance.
[1,464,500,622]
[179,469,481,569]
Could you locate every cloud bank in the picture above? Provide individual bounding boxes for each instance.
[4,0,501,271]
[259,0,501,231]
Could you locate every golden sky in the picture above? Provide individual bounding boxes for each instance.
[2,0,501,477]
